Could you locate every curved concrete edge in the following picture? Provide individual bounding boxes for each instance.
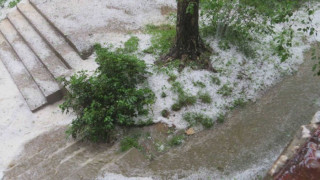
[265,111,320,179]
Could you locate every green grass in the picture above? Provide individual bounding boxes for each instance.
[198,92,212,104]
[168,135,185,146]
[161,92,167,98]
[171,82,197,111]
[183,112,214,128]
[211,75,221,86]
[231,98,246,109]
[0,0,6,7]
[217,84,233,97]
[239,0,302,22]
[144,24,176,56]
[123,36,139,53]
[193,81,206,88]
[168,73,177,82]
[120,136,141,152]
[8,0,20,8]
[217,113,225,124]
[161,109,170,118]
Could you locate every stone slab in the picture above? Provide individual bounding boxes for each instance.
[0,19,62,103]
[0,33,47,112]
[18,2,82,68]
[7,10,70,79]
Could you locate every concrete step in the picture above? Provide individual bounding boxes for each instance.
[28,0,88,60]
[0,33,47,112]
[64,150,116,180]
[13,142,84,180]
[7,10,70,79]
[18,2,83,68]
[3,127,71,179]
[13,143,111,180]
[0,19,62,103]
[40,147,105,180]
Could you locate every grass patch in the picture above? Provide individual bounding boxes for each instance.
[161,92,167,98]
[123,36,139,53]
[144,24,176,56]
[168,135,185,146]
[217,113,225,124]
[183,112,214,128]
[231,98,247,109]
[161,109,170,118]
[0,0,6,7]
[198,92,212,104]
[168,73,177,82]
[193,81,206,88]
[8,0,20,8]
[136,118,154,126]
[120,136,141,152]
[217,84,233,97]
[211,75,221,86]
[171,82,197,111]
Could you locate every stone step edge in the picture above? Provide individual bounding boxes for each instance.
[28,0,92,60]
[7,10,72,79]
[16,3,73,70]
[0,18,64,104]
[0,32,48,112]
[4,136,77,179]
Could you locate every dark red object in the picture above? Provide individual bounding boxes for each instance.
[274,127,320,180]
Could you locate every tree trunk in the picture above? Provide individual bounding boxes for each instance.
[165,0,202,61]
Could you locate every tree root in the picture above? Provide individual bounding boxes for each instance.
[155,44,217,73]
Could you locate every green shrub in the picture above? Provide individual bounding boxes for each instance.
[201,0,309,59]
[8,0,20,8]
[273,28,294,62]
[60,44,155,142]
[239,0,302,23]
[120,136,141,152]
[183,112,214,128]
[198,92,212,104]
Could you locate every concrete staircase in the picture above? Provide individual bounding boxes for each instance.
[0,0,83,112]
[2,126,124,180]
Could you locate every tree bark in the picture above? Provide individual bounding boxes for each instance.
[165,0,202,61]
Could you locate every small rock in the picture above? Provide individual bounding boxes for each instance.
[311,111,320,124]
[185,128,195,135]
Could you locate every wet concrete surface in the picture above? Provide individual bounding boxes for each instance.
[4,46,320,179]
[127,45,320,179]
